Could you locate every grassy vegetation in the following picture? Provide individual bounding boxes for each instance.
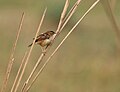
[0,0,120,92]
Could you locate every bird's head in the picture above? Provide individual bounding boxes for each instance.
[47,31,55,36]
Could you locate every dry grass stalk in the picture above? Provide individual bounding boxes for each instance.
[20,8,47,92]
[23,1,82,90]
[25,0,100,91]
[62,1,77,23]
[60,0,81,33]
[21,53,45,92]
[23,0,82,91]
[0,12,25,92]
[20,1,70,92]
[10,51,28,92]
[55,0,69,34]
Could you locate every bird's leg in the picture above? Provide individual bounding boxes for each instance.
[28,43,33,47]
[40,47,46,54]
[45,41,52,49]
[45,44,49,49]
[41,44,50,54]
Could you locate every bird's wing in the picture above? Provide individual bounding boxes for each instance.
[35,34,47,42]
[32,33,44,39]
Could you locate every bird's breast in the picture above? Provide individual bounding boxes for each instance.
[39,39,51,47]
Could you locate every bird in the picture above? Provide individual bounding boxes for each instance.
[28,31,55,51]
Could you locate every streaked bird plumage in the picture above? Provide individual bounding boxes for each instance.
[28,31,55,48]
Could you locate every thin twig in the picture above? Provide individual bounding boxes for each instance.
[62,1,77,24]
[43,0,70,54]
[59,0,81,33]
[56,0,69,34]
[0,12,25,92]
[20,8,47,92]
[25,0,100,91]
[22,53,45,92]
[21,1,70,92]
[11,51,28,92]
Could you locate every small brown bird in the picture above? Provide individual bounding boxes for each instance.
[28,31,55,51]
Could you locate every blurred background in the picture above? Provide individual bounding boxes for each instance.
[0,0,120,92]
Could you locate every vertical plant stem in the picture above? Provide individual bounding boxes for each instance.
[22,1,70,91]
[11,51,28,92]
[21,8,47,92]
[19,1,70,92]
[60,0,82,33]
[25,0,100,91]
[1,12,25,92]
[56,0,69,34]
[21,53,45,92]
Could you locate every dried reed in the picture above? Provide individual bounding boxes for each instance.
[1,12,25,92]
[25,0,100,91]
[11,51,28,92]
[2,0,119,92]
[20,8,47,92]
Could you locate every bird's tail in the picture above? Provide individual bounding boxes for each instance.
[28,43,33,47]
